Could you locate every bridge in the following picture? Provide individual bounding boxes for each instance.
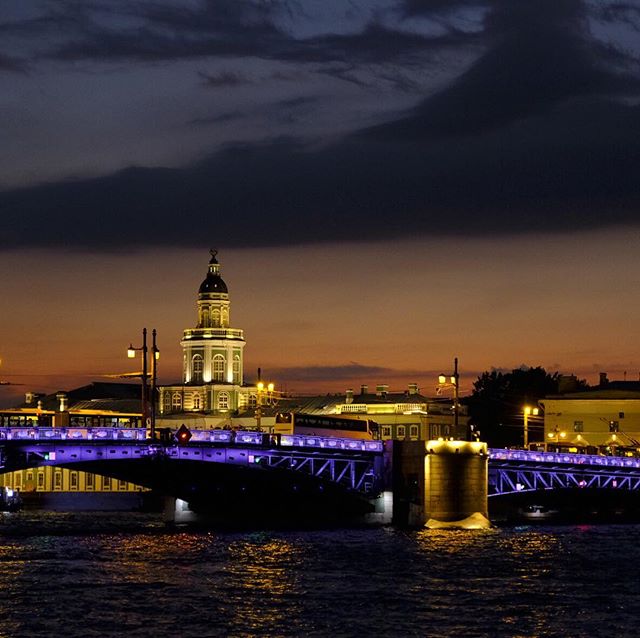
[489,448,640,496]
[0,426,387,524]
[2,427,640,524]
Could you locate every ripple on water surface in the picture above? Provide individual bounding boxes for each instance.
[1,513,640,637]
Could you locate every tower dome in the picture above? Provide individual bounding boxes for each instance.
[199,250,228,294]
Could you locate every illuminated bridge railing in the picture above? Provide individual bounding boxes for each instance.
[0,428,384,496]
[488,448,640,496]
[489,448,640,470]
[0,427,384,454]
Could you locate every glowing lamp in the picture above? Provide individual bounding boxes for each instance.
[438,374,446,384]
[127,345,136,358]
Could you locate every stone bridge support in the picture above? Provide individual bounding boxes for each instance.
[392,440,489,528]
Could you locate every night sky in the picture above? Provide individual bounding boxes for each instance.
[1,0,640,406]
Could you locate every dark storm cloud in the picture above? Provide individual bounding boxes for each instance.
[0,52,26,73]
[2,0,640,250]
[366,0,640,139]
[34,0,461,66]
[198,70,251,88]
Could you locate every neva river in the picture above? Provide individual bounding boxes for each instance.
[0,512,638,637]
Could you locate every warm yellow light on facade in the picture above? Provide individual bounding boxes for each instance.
[438,374,446,384]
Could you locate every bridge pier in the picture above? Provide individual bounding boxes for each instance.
[392,440,490,528]
[163,496,199,526]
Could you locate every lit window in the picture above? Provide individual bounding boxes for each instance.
[54,471,62,490]
[86,474,94,490]
[103,477,111,491]
[213,354,225,382]
[193,395,201,410]
[397,425,406,439]
[410,425,419,439]
[381,426,391,439]
[218,391,230,411]
[172,393,182,410]
[192,354,204,383]
[37,471,45,489]
[609,421,619,433]
[233,355,241,384]
[70,472,78,490]
[573,421,584,432]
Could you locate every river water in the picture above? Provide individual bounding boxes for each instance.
[0,512,638,637]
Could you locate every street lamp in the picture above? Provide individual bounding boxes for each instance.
[127,328,159,439]
[438,357,461,438]
[547,425,567,447]
[523,405,539,449]
[255,381,275,432]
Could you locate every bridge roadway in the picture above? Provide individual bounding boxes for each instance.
[0,427,386,501]
[2,427,640,502]
[489,448,640,496]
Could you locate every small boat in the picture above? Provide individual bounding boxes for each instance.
[0,486,22,512]
[520,504,559,521]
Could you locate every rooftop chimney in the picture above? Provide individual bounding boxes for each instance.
[25,392,34,405]
[360,384,368,395]
[376,384,389,398]
[599,372,609,387]
[345,389,354,404]
[408,383,418,395]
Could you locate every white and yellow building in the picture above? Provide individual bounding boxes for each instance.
[541,375,640,449]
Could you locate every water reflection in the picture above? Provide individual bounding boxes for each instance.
[223,535,305,634]
[0,516,639,637]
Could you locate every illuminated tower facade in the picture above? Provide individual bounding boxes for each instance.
[160,251,255,417]
[181,250,245,386]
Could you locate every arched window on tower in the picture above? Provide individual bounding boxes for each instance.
[221,308,229,327]
[201,307,210,327]
[233,355,241,384]
[213,354,225,382]
[192,354,204,383]
[212,309,220,327]
[218,391,229,411]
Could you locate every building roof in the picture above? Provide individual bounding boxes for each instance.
[18,382,142,412]
[198,249,228,294]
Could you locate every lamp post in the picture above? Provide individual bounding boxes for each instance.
[547,425,567,447]
[127,328,159,438]
[255,381,275,432]
[523,405,539,449]
[438,357,461,437]
[151,329,159,440]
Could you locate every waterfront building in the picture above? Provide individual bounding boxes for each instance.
[157,251,267,429]
[0,383,146,500]
[285,384,468,441]
[540,373,640,449]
